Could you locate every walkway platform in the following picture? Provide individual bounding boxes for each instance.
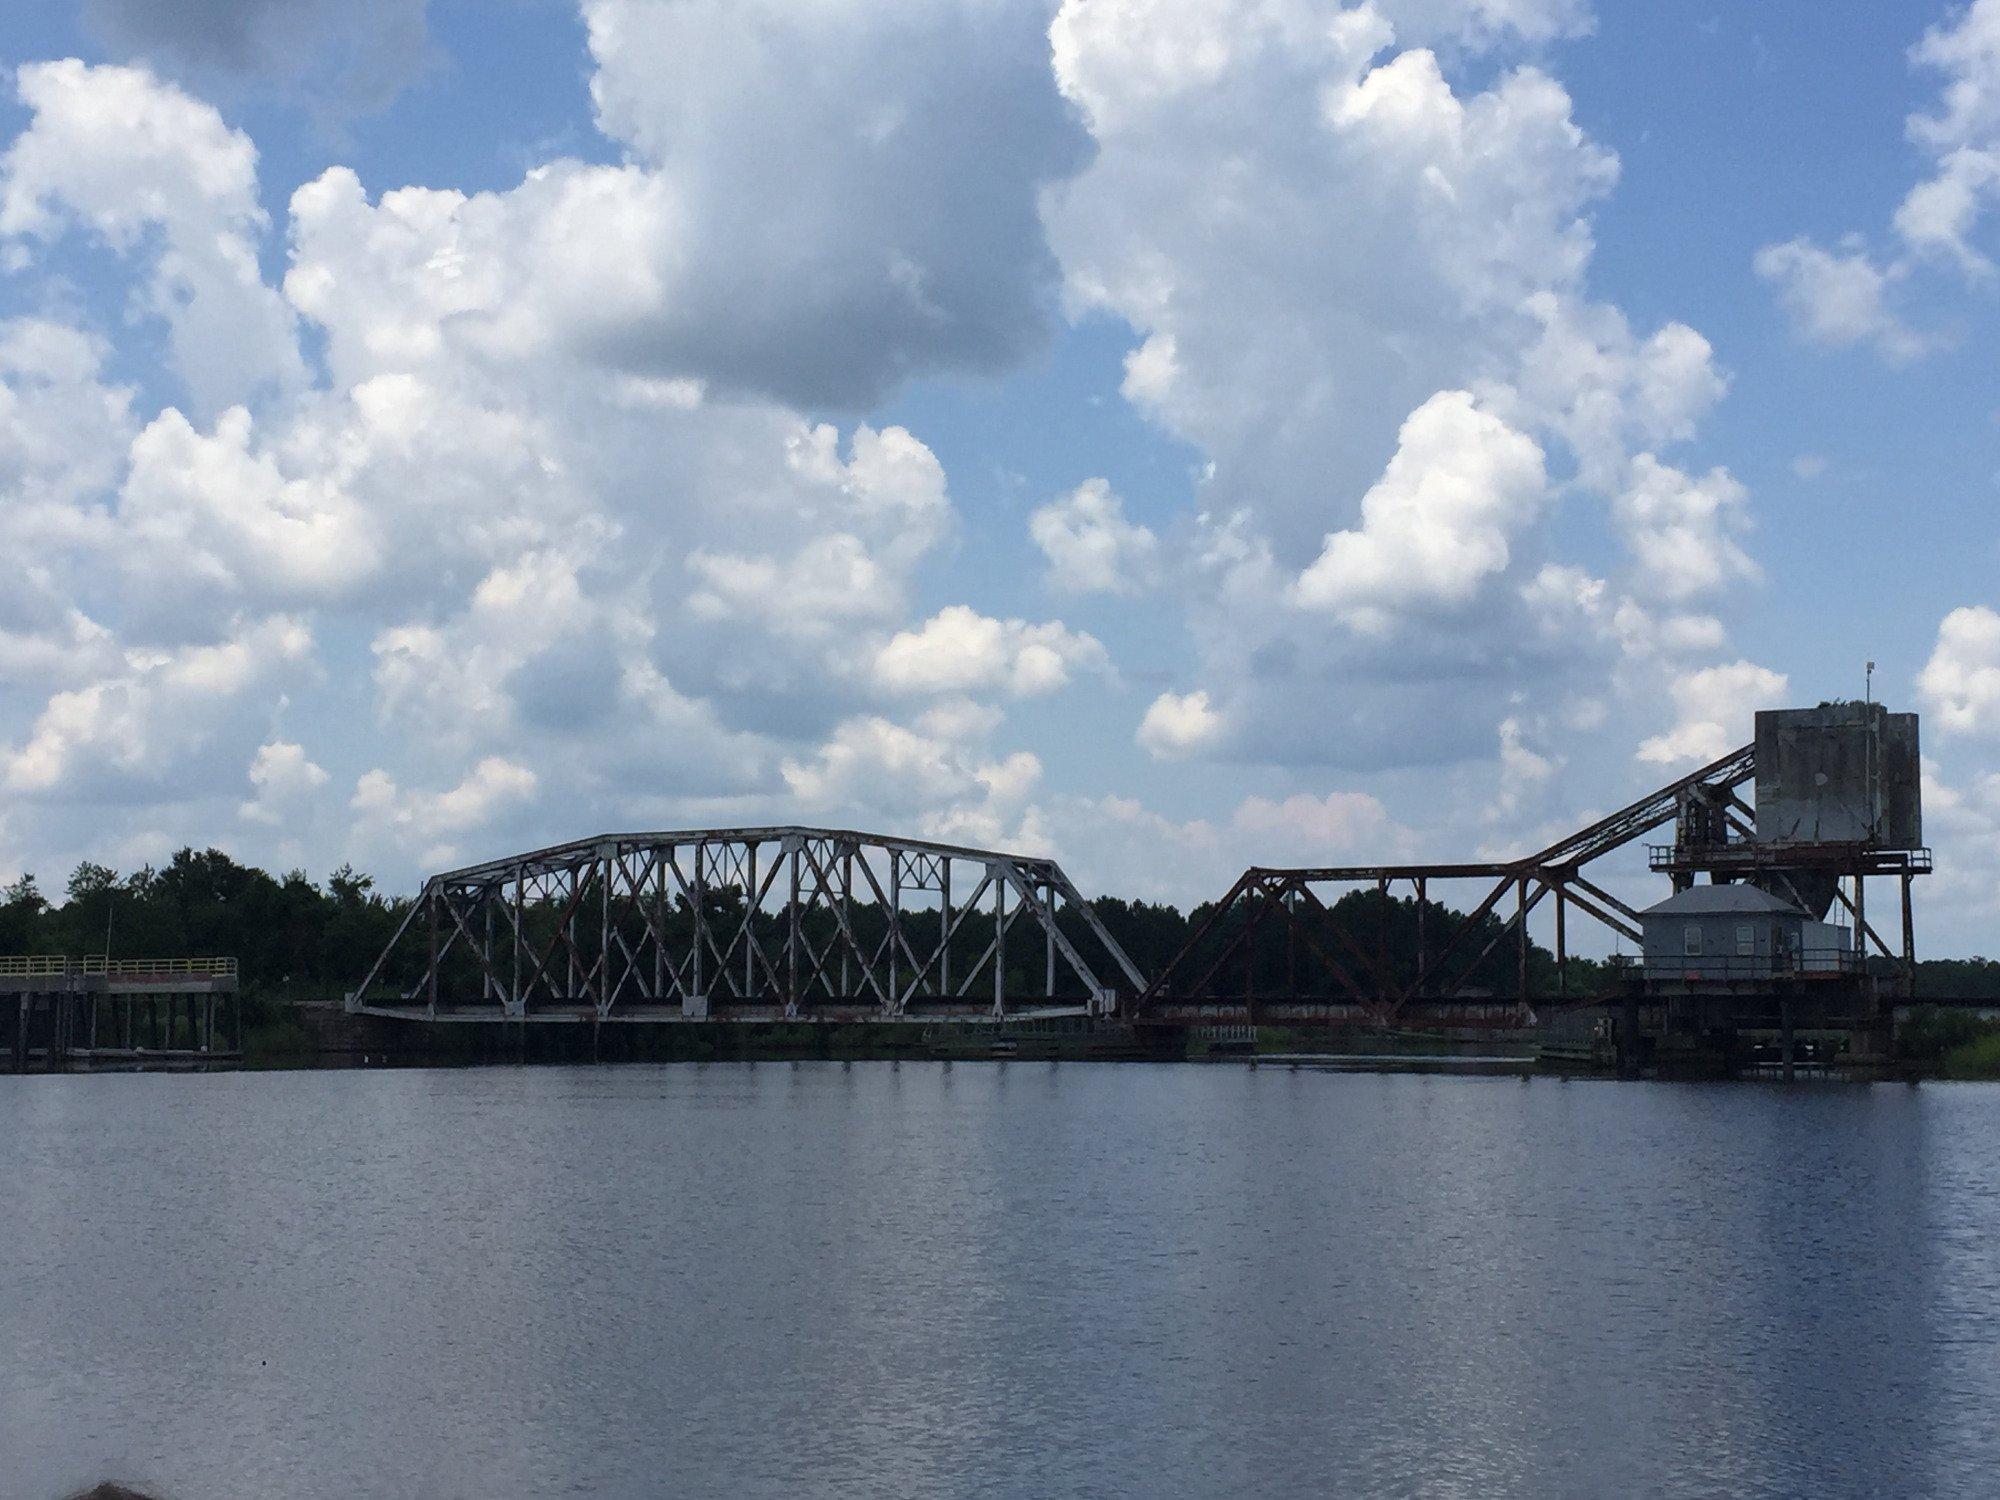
[1,957,240,1072]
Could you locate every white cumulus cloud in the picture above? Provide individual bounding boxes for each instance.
[239,740,330,825]
[350,756,538,868]
[1137,689,1226,760]
[1636,661,1787,766]
[1756,1,2000,356]
[0,61,304,411]
[1920,605,2000,736]
[873,606,1108,699]
[1753,238,1926,362]
[1030,477,1160,595]
[1294,391,1549,634]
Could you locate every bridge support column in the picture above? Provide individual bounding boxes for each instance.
[1901,871,1916,1002]
[1516,877,1529,1004]
[1555,887,1567,1002]
[1617,993,1643,1079]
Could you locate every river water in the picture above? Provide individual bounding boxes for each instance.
[4,1063,1998,1498]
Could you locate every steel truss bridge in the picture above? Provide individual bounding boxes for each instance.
[1137,745,1758,1025]
[1136,741,1927,1028]
[349,745,1929,1029]
[347,828,1145,1024]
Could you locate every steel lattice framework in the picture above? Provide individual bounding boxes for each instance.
[1133,744,1764,1026]
[346,828,1146,1023]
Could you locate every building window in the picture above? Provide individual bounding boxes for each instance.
[1736,925,1756,957]
[1684,925,1703,957]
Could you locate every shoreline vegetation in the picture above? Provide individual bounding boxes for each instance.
[5,847,2000,1078]
[1895,1006,2000,1079]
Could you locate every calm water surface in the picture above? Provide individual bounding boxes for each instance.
[4,1064,1999,1498]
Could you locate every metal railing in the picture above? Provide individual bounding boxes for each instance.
[80,956,238,978]
[1647,843,1934,873]
[1642,947,1863,984]
[0,956,238,979]
[0,955,74,977]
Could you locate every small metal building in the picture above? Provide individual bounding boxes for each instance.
[1640,884,1854,988]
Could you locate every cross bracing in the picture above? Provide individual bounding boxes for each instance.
[346,827,1146,1023]
[1132,743,1769,1025]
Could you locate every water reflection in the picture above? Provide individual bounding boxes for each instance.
[2,1067,1996,1497]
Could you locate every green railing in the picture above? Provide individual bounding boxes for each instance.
[80,956,238,978]
[0,956,238,979]
[0,955,73,977]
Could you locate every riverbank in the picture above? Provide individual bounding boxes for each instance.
[223,1003,1672,1079]
[45,997,1999,1081]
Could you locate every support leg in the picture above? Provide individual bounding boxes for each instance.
[1901,872,1916,1002]
[1516,877,1529,1003]
[1556,888,1567,1003]
[1617,992,1642,1080]
[1415,879,1427,1002]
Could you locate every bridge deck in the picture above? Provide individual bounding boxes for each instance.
[3,958,241,1072]
[0,958,237,994]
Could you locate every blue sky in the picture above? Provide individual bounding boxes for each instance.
[0,0,1997,953]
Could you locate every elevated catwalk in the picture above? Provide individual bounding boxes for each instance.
[1,957,239,1071]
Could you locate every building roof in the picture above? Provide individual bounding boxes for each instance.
[1640,884,1808,919]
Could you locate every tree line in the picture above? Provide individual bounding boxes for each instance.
[0,849,406,1000]
[3,846,1996,1004]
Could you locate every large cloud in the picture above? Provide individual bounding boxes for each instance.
[1293,391,1549,635]
[1030,478,1159,595]
[280,0,1089,411]
[350,756,539,870]
[0,19,1113,886]
[570,0,1091,407]
[1044,0,1754,776]
[2,615,312,802]
[1049,13,1618,548]
[1902,0,2000,272]
[873,606,1108,699]
[0,61,305,414]
[83,0,433,116]
[0,4,1791,908]
[1920,605,2000,737]
[1635,661,1787,767]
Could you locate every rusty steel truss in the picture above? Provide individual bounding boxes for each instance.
[1134,744,1764,1026]
[346,827,1147,1023]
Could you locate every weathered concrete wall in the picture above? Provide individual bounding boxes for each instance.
[1754,703,1922,847]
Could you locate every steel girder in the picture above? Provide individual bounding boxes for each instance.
[346,827,1146,1023]
[1134,744,1760,1024]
